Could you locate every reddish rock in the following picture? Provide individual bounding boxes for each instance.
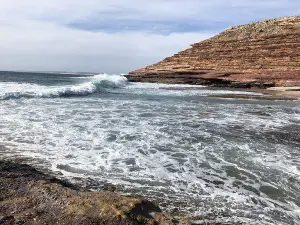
[128,16,300,88]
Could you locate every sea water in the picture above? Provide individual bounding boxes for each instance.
[0,71,299,225]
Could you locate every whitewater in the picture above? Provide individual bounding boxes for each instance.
[0,74,128,100]
[0,71,300,225]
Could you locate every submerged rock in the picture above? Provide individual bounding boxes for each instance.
[128,16,300,88]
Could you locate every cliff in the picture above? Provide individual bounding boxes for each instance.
[128,16,300,88]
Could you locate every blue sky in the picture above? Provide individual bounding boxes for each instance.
[0,0,299,73]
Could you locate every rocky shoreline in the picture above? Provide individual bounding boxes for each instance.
[0,160,242,225]
[0,160,174,225]
[124,72,300,100]
[128,16,300,90]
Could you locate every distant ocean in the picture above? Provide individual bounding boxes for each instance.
[0,71,299,225]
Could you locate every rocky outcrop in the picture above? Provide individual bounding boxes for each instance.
[0,161,174,225]
[128,16,300,88]
[0,160,244,225]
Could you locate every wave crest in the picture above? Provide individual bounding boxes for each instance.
[0,74,128,100]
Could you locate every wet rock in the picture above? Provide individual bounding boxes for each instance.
[259,185,285,200]
[0,215,15,224]
[0,161,169,225]
[212,180,225,186]
[0,160,241,225]
[103,183,117,192]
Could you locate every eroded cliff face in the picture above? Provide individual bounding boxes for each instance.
[128,16,300,88]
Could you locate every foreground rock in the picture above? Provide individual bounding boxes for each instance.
[0,161,175,225]
[0,161,243,225]
[128,16,300,88]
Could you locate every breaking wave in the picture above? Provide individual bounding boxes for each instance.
[0,74,128,100]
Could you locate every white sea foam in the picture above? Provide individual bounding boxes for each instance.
[124,82,263,96]
[0,74,299,224]
[0,74,265,100]
[0,74,127,100]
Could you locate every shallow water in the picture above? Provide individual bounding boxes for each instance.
[0,71,299,225]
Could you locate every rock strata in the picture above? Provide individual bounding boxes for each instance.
[128,16,300,88]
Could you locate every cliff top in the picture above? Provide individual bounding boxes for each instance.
[197,16,300,44]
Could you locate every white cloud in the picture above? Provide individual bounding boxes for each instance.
[0,0,299,72]
[0,17,211,72]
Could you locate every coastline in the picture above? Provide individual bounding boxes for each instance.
[0,160,172,225]
[0,72,299,224]
[124,74,300,100]
[247,87,300,100]
[265,86,300,99]
[208,87,300,100]
[125,75,300,100]
[128,16,300,89]
[0,160,241,225]
[226,87,300,100]
[128,16,300,100]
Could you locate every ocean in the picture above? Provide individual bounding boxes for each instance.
[0,71,299,225]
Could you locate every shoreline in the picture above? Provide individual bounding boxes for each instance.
[125,76,300,100]
[220,87,300,100]
[208,86,300,100]
[245,87,300,100]
[124,74,300,100]
[0,160,241,225]
[0,74,298,224]
[0,160,172,225]
[264,86,300,99]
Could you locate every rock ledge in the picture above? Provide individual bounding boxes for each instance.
[0,161,172,225]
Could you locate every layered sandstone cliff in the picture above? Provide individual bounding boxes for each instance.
[128,16,300,88]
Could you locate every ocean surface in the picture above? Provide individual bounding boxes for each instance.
[0,71,300,225]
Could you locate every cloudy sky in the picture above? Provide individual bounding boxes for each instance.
[0,0,299,73]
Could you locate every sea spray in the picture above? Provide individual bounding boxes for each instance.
[0,71,299,225]
[0,74,128,100]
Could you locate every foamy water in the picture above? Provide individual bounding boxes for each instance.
[0,71,299,225]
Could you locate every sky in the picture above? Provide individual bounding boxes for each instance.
[0,0,299,73]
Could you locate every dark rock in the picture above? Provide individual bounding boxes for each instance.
[0,216,15,224]
[0,160,242,225]
[212,180,225,186]
[0,161,169,225]
[103,183,117,192]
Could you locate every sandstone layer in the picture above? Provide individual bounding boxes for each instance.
[128,16,300,88]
